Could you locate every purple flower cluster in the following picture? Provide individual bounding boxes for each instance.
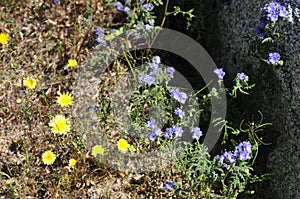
[253,24,266,40]
[139,55,164,86]
[217,151,236,168]
[147,19,155,29]
[166,67,175,78]
[164,128,174,138]
[146,119,162,141]
[148,56,162,75]
[236,72,246,81]
[139,74,155,86]
[114,1,130,12]
[142,2,154,12]
[165,125,183,138]
[254,2,287,39]
[268,52,281,65]
[95,28,107,46]
[139,56,176,86]
[165,181,175,191]
[137,19,155,31]
[237,141,252,161]
[174,108,185,119]
[253,15,269,39]
[54,0,59,4]
[263,2,288,22]
[217,141,252,167]
[190,127,203,141]
[169,88,188,104]
[214,68,225,80]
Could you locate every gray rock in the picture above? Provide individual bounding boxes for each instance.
[209,0,300,198]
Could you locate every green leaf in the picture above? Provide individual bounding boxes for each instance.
[261,37,273,44]
[262,59,270,64]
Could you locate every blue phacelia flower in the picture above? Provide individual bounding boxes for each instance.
[165,181,175,191]
[148,131,157,141]
[149,67,162,77]
[259,16,269,27]
[223,151,237,164]
[146,119,157,129]
[148,62,159,70]
[237,72,246,81]
[165,128,174,138]
[152,56,161,64]
[263,2,288,22]
[217,141,252,167]
[169,88,188,104]
[190,127,203,141]
[142,3,154,11]
[165,125,183,138]
[145,24,152,30]
[146,119,162,141]
[217,151,236,168]
[253,26,266,39]
[166,67,175,78]
[174,108,185,119]
[86,105,100,112]
[95,28,107,46]
[114,2,123,10]
[236,141,252,161]
[114,1,130,12]
[268,52,281,65]
[254,14,268,39]
[123,7,130,12]
[144,19,155,30]
[214,68,225,80]
[172,125,183,137]
[148,19,155,25]
[54,0,59,4]
[139,74,155,86]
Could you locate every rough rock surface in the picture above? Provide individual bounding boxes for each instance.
[209,0,300,198]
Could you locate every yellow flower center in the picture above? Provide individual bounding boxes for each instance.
[49,115,71,134]
[57,93,73,107]
[55,119,67,131]
[42,150,56,165]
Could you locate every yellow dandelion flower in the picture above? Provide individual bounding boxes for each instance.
[68,59,77,68]
[0,32,9,45]
[42,150,56,165]
[92,145,105,157]
[117,138,129,152]
[49,114,71,134]
[56,92,73,107]
[68,158,77,168]
[23,77,37,89]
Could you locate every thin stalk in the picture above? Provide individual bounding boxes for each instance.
[148,0,170,53]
